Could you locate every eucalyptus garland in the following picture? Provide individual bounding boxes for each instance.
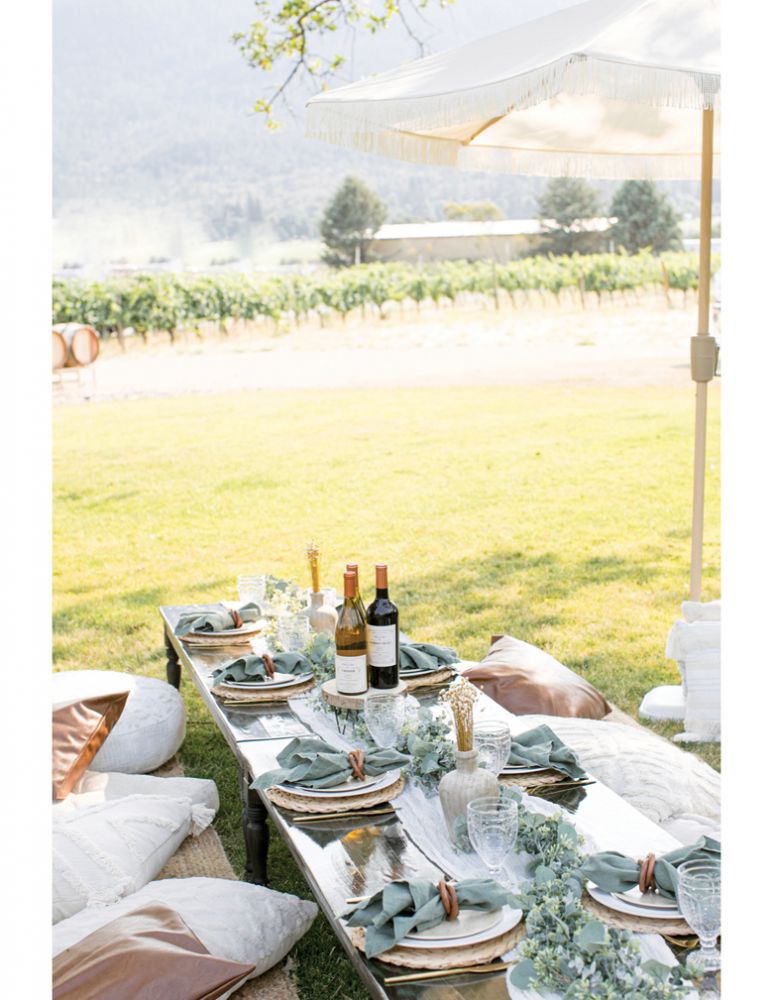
[455,792,693,999]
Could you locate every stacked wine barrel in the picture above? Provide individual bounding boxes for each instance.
[52,323,100,372]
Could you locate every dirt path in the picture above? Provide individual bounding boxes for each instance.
[54,296,696,404]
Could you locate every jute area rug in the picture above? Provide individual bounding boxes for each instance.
[155,758,299,1000]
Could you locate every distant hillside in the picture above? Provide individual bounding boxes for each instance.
[53,0,704,268]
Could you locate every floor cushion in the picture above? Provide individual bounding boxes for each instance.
[53,877,319,986]
[53,771,218,835]
[507,713,720,826]
[52,670,185,774]
[52,692,129,799]
[52,794,209,923]
[53,902,255,1000]
[462,636,610,719]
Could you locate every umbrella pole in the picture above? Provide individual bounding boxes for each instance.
[689,108,716,601]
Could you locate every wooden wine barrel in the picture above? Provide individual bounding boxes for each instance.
[53,323,100,367]
[52,329,68,372]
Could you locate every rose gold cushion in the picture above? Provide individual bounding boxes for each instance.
[464,635,610,720]
[52,903,255,1000]
[52,691,129,800]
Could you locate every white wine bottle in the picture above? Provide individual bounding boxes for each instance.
[335,571,368,695]
[346,562,368,623]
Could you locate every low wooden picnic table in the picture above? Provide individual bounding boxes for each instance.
[160,604,685,1000]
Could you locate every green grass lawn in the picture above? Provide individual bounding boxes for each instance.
[53,385,719,1000]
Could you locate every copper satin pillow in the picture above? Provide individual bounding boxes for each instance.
[464,636,610,720]
[52,691,129,799]
[52,903,255,1000]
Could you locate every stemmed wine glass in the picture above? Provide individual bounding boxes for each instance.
[676,859,721,975]
[473,721,511,776]
[466,796,519,884]
[363,692,406,748]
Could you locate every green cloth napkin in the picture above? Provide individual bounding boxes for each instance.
[347,878,515,958]
[581,836,721,900]
[174,603,261,636]
[399,642,459,672]
[507,724,586,781]
[252,736,410,791]
[211,651,311,685]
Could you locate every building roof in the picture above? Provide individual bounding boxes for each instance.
[373,218,613,240]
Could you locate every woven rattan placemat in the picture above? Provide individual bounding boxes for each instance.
[402,668,455,693]
[266,775,405,814]
[212,677,317,704]
[582,891,692,936]
[349,921,523,969]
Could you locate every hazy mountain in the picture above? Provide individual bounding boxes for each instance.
[53,0,703,267]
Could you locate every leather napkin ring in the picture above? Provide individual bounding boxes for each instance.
[347,749,366,781]
[437,880,459,921]
[637,853,657,893]
[230,608,244,629]
[261,653,276,678]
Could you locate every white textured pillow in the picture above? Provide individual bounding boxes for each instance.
[52,670,185,773]
[53,771,218,835]
[508,715,720,825]
[52,794,203,923]
[52,877,318,988]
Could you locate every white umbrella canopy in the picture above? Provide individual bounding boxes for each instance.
[307,0,720,599]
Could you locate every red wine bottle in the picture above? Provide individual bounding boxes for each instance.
[366,564,399,689]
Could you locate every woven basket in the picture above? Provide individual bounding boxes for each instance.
[211,677,316,704]
[349,921,523,969]
[265,774,405,814]
[582,891,693,936]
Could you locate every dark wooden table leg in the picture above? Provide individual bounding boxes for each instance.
[240,765,269,885]
[164,630,181,689]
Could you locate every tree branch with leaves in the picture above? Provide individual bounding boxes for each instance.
[233,1,455,126]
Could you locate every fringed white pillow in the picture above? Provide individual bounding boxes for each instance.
[52,794,213,924]
[53,877,318,989]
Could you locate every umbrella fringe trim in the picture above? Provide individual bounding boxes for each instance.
[307,54,719,173]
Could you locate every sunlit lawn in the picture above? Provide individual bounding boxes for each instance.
[53,385,719,1000]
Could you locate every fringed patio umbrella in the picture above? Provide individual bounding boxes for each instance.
[307,0,720,600]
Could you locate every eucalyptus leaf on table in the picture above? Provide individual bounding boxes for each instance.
[347,877,516,958]
[251,736,410,791]
[174,602,261,636]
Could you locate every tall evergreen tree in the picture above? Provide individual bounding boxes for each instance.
[536,177,603,255]
[320,176,388,267]
[609,180,682,253]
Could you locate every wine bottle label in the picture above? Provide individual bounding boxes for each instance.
[335,653,368,694]
[367,624,397,667]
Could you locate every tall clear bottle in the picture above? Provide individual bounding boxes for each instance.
[335,571,368,695]
[366,564,399,689]
[346,562,368,623]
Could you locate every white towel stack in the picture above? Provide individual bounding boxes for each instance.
[667,600,721,743]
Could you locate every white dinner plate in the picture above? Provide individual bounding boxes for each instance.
[399,667,440,677]
[586,883,683,921]
[399,905,522,951]
[221,671,313,690]
[612,887,680,911]
[276,769,400,799]
[404,907,501,942]
[500,764,552,775]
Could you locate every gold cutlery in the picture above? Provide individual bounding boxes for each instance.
[384,962,514,984]
[292,806,395,823]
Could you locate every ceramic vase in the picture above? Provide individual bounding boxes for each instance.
[305,590,338,635]
[438,748,499,845]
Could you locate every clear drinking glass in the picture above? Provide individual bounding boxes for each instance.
[467,796,519,882]
[473,721,511,775]
[363,691,406,748]
[676,859,721,974]
[277,613,311,652]
[237,574,266,606]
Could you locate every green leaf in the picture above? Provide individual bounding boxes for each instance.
[509,958,538,989]
[575,919,607,953]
